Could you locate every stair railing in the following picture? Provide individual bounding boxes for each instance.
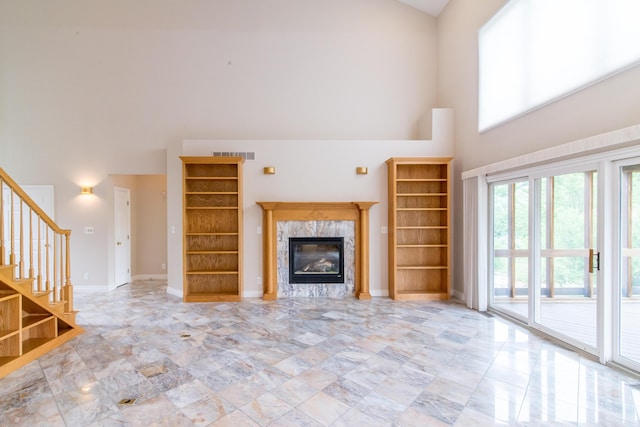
[0,167,74,314]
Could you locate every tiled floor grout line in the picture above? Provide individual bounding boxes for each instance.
[0,280,639,426]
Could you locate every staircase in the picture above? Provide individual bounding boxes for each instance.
[0,167,83,379]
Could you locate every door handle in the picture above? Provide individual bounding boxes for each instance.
[589,249,600,273]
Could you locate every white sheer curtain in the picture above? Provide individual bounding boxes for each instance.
[479,0,640,131]
[463,175,488,311]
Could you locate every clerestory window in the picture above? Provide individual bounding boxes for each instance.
[478,0,640,132]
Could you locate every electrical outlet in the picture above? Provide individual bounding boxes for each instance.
[161,263,166,270]
[83,272,89,280]
[381,226,388,234]
[257,277,262,285]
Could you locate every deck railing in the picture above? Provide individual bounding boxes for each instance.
[0,167,74,313]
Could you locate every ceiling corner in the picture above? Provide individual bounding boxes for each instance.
[396,0,450,17]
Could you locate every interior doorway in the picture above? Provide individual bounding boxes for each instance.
[110,174,167,288]
[114,187,131,287]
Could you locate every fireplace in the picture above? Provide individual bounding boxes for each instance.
[256,201,377,299]
[289,237,344,284]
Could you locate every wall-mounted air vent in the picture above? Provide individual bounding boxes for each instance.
[212,151,255,160]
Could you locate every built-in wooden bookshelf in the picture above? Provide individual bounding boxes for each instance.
[181,157,244,302]
[0,288,74,372]
[386,157,452,300]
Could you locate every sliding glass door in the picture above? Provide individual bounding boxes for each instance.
[536,171,598,350]
[490,180,530,321]
[615,162,640,369]
[489,167,600,355]
[484,143,640,373]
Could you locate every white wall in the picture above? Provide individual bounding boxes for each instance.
[10,0,636,298]
[167,109,454,298]
[0,0,439,290]
[437,0,640,295]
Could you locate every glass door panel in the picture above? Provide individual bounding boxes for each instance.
[491,181,529,320]
[537,172,598,349]
[619,165,640,365]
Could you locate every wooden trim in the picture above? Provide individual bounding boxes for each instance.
[256,202,377,300]
[386,158,452,300]
[181,157,244,302]
[0,326,83,379]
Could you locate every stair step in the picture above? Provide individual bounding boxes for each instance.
[33,290,53,299]
[0,268,80,326]
[48,301,67,312]
[0,265,31,283]
[0,264,15,280]
[14,278,35,288]
[0,167,83,379]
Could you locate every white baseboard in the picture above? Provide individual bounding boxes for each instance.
[131,274,167,281]
[166,286,183,299]
[370,289,389,297]
[243,291,264,298]
[452,289,464,302]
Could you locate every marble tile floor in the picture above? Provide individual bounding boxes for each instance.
[1,280,640,426]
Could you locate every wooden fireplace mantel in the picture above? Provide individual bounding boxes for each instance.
[256,201,378,300]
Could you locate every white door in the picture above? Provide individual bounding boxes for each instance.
[22,186,55,219]
[114,187,131,287]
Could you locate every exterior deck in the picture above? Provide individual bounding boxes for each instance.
[493,297,640,362]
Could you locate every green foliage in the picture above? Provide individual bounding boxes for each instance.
[492,169,640,295]
[492,172,598,291]
[492,181,529,289]
[545,173,594,287]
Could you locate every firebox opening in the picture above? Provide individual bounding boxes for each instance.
[289,237,344,284]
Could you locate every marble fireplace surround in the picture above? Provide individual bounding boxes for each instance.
[256,202,377,300]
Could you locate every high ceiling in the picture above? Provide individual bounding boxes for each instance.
[397,0,450,17]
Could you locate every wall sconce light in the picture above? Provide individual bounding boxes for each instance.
[81,187,93,195]
[356,167,368,175]
[263,167,276,175]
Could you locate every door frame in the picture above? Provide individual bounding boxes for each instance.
[487,159,605,359]
[612,156,640,372]
[114,187,131,288]
[528,161,604,359]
